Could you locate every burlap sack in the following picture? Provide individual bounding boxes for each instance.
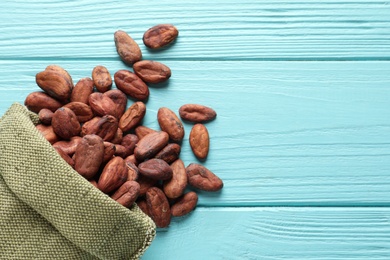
[0,103,156,259]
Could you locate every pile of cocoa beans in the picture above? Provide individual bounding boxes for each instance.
[24,24,223,228]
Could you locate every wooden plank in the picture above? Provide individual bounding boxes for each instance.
[1,0,390,60]
[143,207,390,259]
[1,60,389,206]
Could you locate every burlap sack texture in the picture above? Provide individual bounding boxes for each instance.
[0,103,156,259]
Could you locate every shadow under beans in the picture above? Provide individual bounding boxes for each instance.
[148,80,170,89]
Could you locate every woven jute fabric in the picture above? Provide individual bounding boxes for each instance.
[0,103,156,259]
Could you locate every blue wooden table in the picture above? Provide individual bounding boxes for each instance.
[1,0,390,259]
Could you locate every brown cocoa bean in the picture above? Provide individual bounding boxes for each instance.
[25,92,62,113]
[179,104,217,123]
[157,107,184,143]
[98,156,128,193]
[186,163,223,192]
[163,159,187,199]
[155,143,181,164]
[74,134,105,179]
[52,136,82,155]
[38,108,54,125]
[71,77,94,104]
[111,181,140,208]
[103,141,116,163]
[54,147,75,168]
[121,134,139,155]
[111,128,123,144]
[88,92,117,118]
[114,30,142,65]
[63,102,94,123]
[146,187,171,228]
[114,144,129,158]
[134,131,169,161]
[119,102,146,132]
[135,125,156,140]
[138,158,173,180]
[171,191,198,217]
[36,69,72,101]
[133,60,171,84]
[105,89,128,118]
[114,70,149,101]
[126,161,139,181]
[143,24,178,49]
[81,115,118,141]
[51,107,81,140]
[189,124,209,160]
[138,175,157,196]
[45,65,74,89]
[36,124,59,144]
[92,65,112,93]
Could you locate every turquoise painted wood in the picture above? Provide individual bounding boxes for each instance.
[1,0,390,259]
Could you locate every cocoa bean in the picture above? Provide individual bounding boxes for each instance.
[71,77,94,104]
[121,134,139,155]
[146,187,171,228]
[163,159,187,199]
[179,104,217,123]
[119,101,146,132]
[51,107,81,140]
[36,69,72,101]
[36,124,59,144]
[171,191,198,217]
[81,115,118,141]
[157,107,184,142]
[38,108,54,125]
[133,60,171,84]
[186,163,223,192]
[114,70,149,101]
[134,131,169,161]
[63,102,94,123]
[74,134,105,179]
[114,30,142,65]
[52,136,82,155]
[25,92,62,113]
[155,143,181,164]
[111,180,140,208]
[189,124,209,160]
[138,158,173,180]
[143,24,178,49]
[98,156,128,194]
[92,65,112,93]
[135,125,156,140]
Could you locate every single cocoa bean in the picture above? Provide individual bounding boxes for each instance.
[104,89,128,118]
[157,107,184,142]
[52,136,82,155]
[38,108,54,125]
[189,124,209,160]
[155,143,181,164]
[163,159,187,199]
[179,104,217,123]
[121,134,139,155]
[111,128,123,144]
[92,65,112,93]
[146,187,171,228]
[119,102,146,132]
[98,156,128,194]
[138,158,173,180]
[36,69,72,101]
[36,124,59,144]
[71,77,94,104]
[134,131,169,161]
[88,92,117,118]
[114,70,149,101]
[74,134,105,179]
[25,92,62,113]
[114,30,142,65]
[143,24,178,49]
[111,181,140,208]
[63,102,94,123]
[51,107,81,140]
[81,115,118,141]
[186,163,223,192]
[171,191,198,217]
[133,60,171,84]
[135,125,156,140]
[45,65,74,89]
[103,141,116,163]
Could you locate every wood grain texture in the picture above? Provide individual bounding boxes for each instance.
[1,60,389,206]
[143,207,390,259]
[0,0,389,60]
